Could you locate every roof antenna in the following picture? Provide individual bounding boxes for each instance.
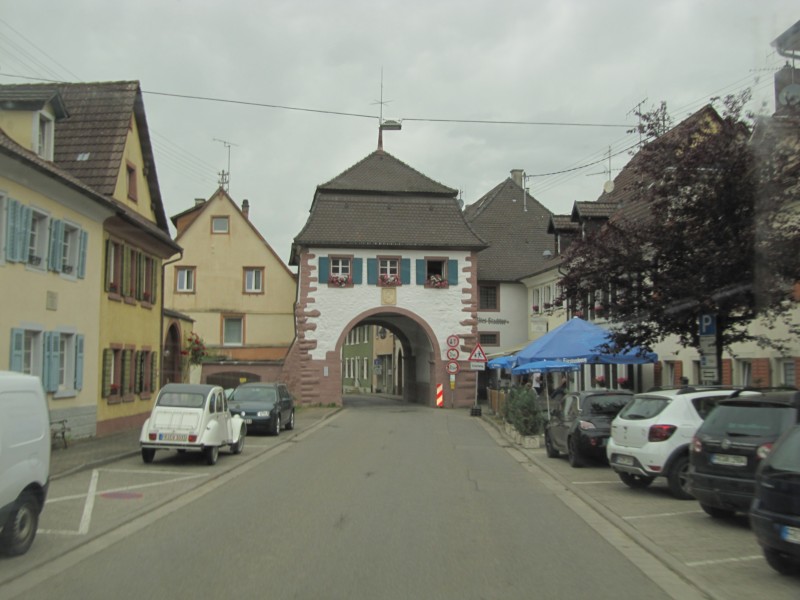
[373,68,401,150]
[213,138,238,191]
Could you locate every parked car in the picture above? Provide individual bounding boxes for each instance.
[607,386,736,499]
[545,389,633,467]
[689,389,800,519]
[749,423,800,575]
[228,382,295,435]
[139,383,246,465]
[0,372,50,556]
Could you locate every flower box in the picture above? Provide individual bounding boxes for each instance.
[28,255,41,266]
[328,274,351,287]
[532,305,540,312]
[378,274,401,287]
[427,275,448,288]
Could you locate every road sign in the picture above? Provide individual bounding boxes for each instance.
[446,335,460,348]
[469,362,486,371]
[700,354,718,369]
[446,361,460,375]
[699,314,717,336]
[446,348,460,360]
[468,343,487,362]
[701,368,718,381]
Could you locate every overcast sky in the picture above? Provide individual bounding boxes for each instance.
[1,1,797,266]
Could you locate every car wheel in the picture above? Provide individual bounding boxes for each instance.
[285,410,295,431]
[232,425,246,455]
[700,503,735,519]
[0,492,40,556]
[567,436,584,468]
[141,448,155,464]
[618,472,655,489]
[272,413,281,436]
[666,455,694,500]
[763,548,799,575]
[544,431,560,458]
[204,445,219,465]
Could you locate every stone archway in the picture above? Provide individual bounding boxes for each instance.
[162,322,182,385]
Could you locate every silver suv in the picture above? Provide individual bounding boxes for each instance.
[607,387,736,499]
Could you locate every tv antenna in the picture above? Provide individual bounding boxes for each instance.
[213,138,238,191]
[372,68,401,149]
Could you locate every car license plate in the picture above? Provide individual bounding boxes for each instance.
[245,419,253,424]
[710,453,747,467]
[158,433,188,442]
[780,526,800,545]
[615,455,634,467]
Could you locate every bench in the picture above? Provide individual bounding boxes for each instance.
[50,419,71,449]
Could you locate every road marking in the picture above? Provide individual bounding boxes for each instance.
[571,480,621,485]
[686,555,763,568]
[78,469,99,534]
[46,472,209,504]
[624,511,704,520]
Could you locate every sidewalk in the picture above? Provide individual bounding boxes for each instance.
[49,405,340,480]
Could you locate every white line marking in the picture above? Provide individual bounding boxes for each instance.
[78,470,99,534]
[572,480,621,485]
[47,472,209,504]
[624,511,704,520]
[686,555,763,567]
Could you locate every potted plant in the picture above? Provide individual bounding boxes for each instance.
[428,274,448,288]
[328,274,351,287]
[379,274,401,287]
[532,304,540,312]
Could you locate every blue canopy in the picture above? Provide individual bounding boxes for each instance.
[512,360,581,375]
[516,318,658,365]
[487,356,515,369]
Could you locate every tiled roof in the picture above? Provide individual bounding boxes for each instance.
[0,81,169,233]
[548,214,579,233]
[572,201,618,220]
[292,151,486,261]
[319,150,457,195]
[464,177,554,281]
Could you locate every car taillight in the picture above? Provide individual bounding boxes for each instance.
[189,434,198,443]
[756,443,773,460]
[648,424,677,442]
[691,436,702,453]
[578,420,595,430]
[148,433,157,440]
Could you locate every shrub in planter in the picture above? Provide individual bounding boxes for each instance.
[502,385,546,436]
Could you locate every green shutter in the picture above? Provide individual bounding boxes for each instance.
[134,351,143,394]
[318,256,329,283]
[367,258,377,285]
[150,352,158,392]
[352,258,363,284]
[448,259,458,285]
[102,348,113,397]
[416,259,426,285]
[9,328,24,371]
[75,334,84,390]
[43,332,58,392]
[5,199,20,262]
[104,240,113,291]
[401,259,410,285]
[18,205,32,262]
[48,219,64,272]
[122,349,132,395]
[122,247,130,296]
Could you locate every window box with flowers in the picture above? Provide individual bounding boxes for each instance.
[594,304,605,314]
[182,332,207,365]
[328,274,352,288]
[427,274,448,289]
[378,274,401,287]
[109,384,120,395]
[617,377,629,389]
[543,302,552,310]
[532,305,540,313]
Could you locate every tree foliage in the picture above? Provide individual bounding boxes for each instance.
[559,93,799,355]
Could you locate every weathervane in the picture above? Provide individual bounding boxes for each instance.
[213,138,238,191]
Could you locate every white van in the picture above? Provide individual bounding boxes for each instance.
[0,371,51,556]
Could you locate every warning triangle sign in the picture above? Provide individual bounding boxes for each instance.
[468,343,487,362]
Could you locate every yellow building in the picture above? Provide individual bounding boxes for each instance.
[0,81,181,437]
[165,188,296,387]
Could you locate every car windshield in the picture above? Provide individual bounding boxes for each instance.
[230,386,278,407]
[765,428,800,474]
[701,405,796,438]
[157,392,207,409]
[618,396,670,420]
[584,394,631,416]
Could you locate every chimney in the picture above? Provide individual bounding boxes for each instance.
[510,169,524,187]
[194,198,205,207]
[242,199,250,220]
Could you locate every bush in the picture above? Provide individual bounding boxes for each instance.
[503,385,546,436]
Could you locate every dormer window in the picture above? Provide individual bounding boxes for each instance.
[37,113,54,160]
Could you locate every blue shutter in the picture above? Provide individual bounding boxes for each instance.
[318,256,329,283]
[78,230,88,278]
[75,334,84,390]
[43,331,59,392]
[48,219,64,272]
[401,259,411,285]
[352,258,363,284]
[416,259,426,285]
[5,199,20,262]
[18,205,32,262]
[448,259,458,285]
[367,258,377,285]
[9,328,24,371]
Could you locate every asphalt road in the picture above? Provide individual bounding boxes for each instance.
[1,396,696,600]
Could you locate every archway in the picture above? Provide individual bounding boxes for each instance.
[162,323,182,385]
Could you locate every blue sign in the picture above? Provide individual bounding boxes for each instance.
[699,314,716,336]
